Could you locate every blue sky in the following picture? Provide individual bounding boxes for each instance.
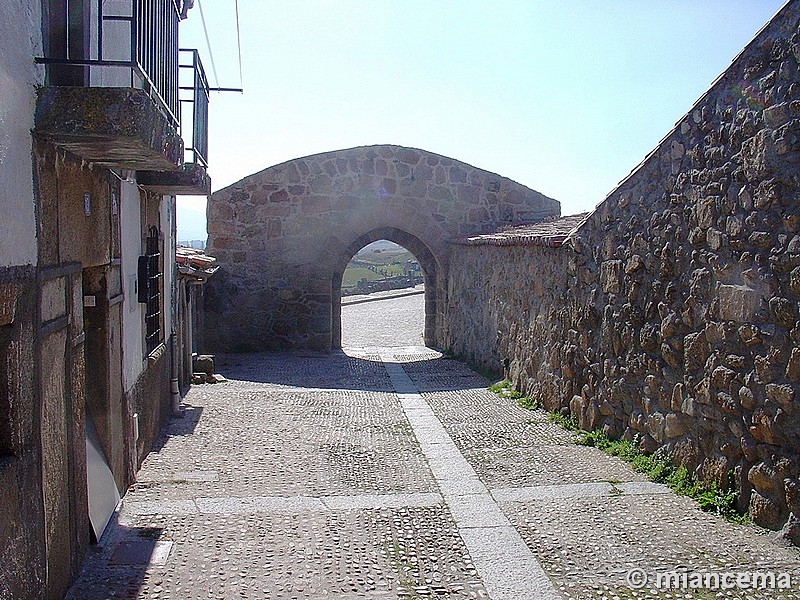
[176,0,786,241]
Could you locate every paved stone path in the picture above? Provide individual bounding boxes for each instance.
[65,299,800,599]
[341,291,425,348]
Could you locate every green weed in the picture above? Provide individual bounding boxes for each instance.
[546,411,580,431]
[489,380,539,409]
[574,429,748,524]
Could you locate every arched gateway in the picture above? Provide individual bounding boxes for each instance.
[204,145,560,351]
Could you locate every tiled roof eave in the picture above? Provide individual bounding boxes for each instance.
[448,212,590,248]
[449,234,569,248]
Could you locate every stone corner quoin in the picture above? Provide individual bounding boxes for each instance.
[204,144,561,353]
[445,0,800,538]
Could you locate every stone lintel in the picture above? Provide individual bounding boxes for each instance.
[138,163,212,196]
[34,86,183,171]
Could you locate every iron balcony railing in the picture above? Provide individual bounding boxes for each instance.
[179,49,209,168]
[37,0,209,167]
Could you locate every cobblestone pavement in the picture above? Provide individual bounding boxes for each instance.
[66,301,800,599]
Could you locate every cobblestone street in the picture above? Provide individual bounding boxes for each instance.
[66,296,800,599]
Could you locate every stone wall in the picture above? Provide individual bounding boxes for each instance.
[0,267,45,599]
[446,1,800,537]
[205,145,559,352]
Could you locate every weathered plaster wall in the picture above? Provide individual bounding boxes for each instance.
[0,0,42,267]
[120,178,145,391]
[161,194,175,339]
[205,145,559,352]
[446,1,800,538]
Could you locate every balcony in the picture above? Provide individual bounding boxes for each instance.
[34,0,210,195]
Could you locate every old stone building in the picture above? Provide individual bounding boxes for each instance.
[204,145,560,352]
[0,1,211,598]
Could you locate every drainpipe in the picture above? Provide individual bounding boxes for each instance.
[171,341,181,415]
[170,285,182,416]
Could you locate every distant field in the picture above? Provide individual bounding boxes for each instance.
[342,246,420,291]
[341,266,382,288]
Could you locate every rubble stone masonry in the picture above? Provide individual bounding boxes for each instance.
[205,145,559,351]
[445,1,800,538]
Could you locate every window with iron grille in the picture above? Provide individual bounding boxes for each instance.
[138,226,162,354]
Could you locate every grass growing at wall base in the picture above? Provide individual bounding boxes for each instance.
[489,380,749,525]
[576,429,748,525]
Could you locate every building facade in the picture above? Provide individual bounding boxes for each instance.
[0,1,210,598]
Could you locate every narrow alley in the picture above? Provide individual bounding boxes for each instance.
[65,295,800,599]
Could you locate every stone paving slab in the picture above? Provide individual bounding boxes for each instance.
[341,293,425,348]
[67,507,488,600]
[65,339,800,600]
[392,350,800,598]
[503,493,800,599]
[463,445,649,488]
[133,386,435,499]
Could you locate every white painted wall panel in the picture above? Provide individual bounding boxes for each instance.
[119,179,144,392]
[0,0,43,267]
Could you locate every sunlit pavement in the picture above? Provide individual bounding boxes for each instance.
[65,296,800,599]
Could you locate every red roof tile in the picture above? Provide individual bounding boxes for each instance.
[450,213,589,247]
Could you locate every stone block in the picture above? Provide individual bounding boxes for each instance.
[786,348,800,381]
[711,365,737,389]
[750,408,781,445]
[647,412,666,443]
[683,332,709,372]
[749,462,781,493]
[749,490,786,529]
[718,284,761,322]
[779,512,800,545]
[660,342,681,369]
[664,413,686,438]
[739,386,756,410]
[790,266,800,296]
[193,355,215,375]
[40,276,66,323]
[766,383,795,410]
[600,260,623,294]
[786,478,800,513]
[0,283,18,326]
[624,254,644,274]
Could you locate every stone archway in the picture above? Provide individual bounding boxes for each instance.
[204,145,559,352]
[332,226,439,349]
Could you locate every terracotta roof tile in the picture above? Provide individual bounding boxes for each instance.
[449,213,589,247]
[177,246,219,279]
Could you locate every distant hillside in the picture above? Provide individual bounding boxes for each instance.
[357,240,402,254]
[343,240,422,294]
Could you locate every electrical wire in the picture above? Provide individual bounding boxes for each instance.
[196,0,221,88]
[234,0,244,91]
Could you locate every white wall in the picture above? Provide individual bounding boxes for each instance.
[0,0,42,267]
[119,179,144,392]
[161,196,175,338]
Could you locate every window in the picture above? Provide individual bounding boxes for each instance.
[139,226,162,354]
